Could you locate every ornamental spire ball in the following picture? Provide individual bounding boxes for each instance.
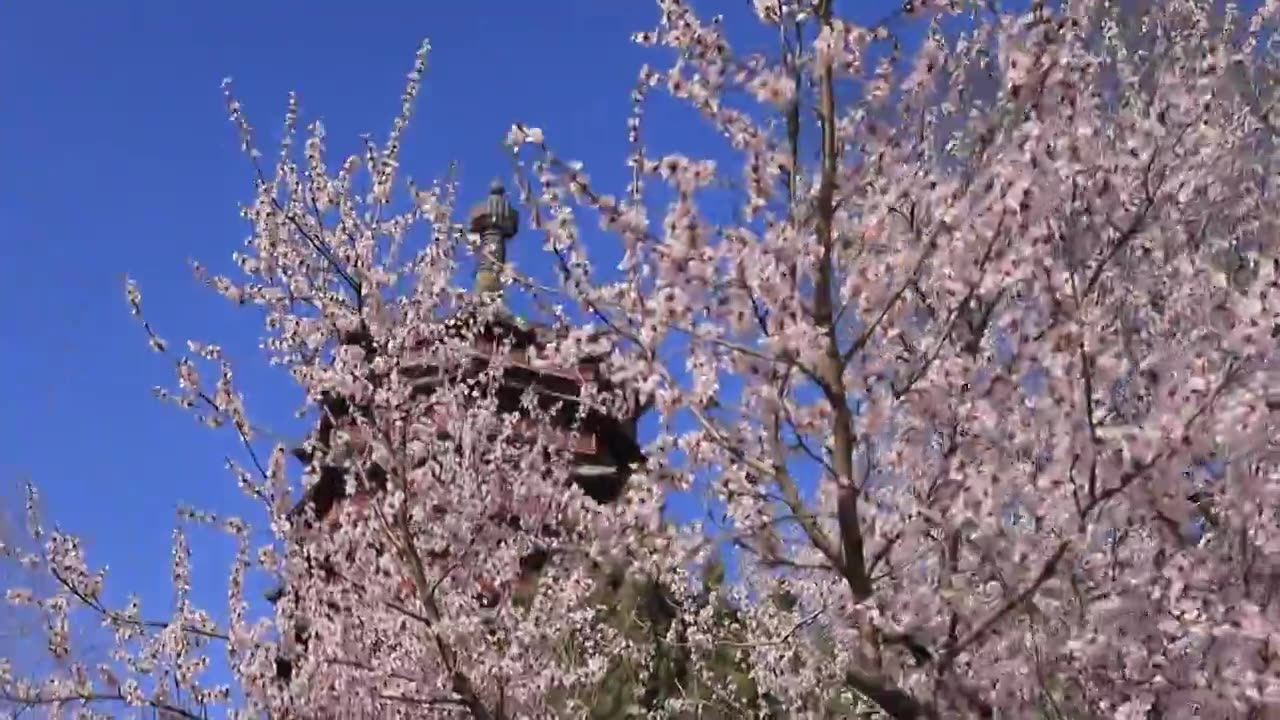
[468,178,519,298]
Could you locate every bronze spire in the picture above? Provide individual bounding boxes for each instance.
[467,179,519,298]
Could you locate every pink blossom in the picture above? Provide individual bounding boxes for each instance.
[7,0,1280,717]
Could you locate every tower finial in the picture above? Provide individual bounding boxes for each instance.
[468,179,519,298]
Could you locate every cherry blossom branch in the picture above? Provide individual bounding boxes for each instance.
[842,669,932,720]
[22,499,230,646]
[690,402,847,572]
[507,211,860,600]
[840,212,936,367]
[1085,360,1241,517]
[0,690,205,720]
[124,281,273,501]
[222,80,365,304]
[892,211,1007,399]
[937,540,1071,669]
[1077,342,1101,508]
[715,604,827,648]
[1229,59,1280,138]
[813,0,871,602]
[923,358,1246,684]
[46,563,228,643]
[377,691,471,709]
[382,453,501,720]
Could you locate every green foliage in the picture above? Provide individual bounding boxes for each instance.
[558,551,895,718]
[547,551,774,719]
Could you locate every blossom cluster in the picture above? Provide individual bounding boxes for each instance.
[5,0,1280,717]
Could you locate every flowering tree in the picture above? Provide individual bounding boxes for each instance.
[5,0,1280,717]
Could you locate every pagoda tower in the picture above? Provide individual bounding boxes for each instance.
[286,180,645,524]
[267,182,647,679]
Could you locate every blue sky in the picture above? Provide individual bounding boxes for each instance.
[0,0,914,692]
[0,0,660,613]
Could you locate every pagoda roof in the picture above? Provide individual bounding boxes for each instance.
[285,310,646,524]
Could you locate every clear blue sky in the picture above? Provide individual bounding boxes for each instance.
[0,0,905,680]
